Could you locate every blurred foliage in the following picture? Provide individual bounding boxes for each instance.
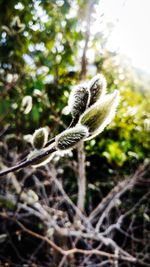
[85,53,150,175]
[0,0,150,175]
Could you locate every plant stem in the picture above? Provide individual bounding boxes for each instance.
[77,0,94,212]
[77,141,86,211]
[45,137,55,147]
[0,144,56,177]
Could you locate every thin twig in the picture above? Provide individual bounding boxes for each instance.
[0,144,56,177]
[15,221,138,264]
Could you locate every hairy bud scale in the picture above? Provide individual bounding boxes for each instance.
[79,90,120,140]
[88,74,107,106]
[68,84,90,119]
[32,127,49,150]
[55,126,89,150]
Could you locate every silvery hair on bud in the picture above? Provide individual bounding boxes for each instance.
[88,74,107,106]
[21,95,32,114]
[55,125,89,150]
[68,83,90,118]
[32,127,49,150]
[79,90,120,140]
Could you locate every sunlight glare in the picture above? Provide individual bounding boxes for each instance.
[95,0,150,72]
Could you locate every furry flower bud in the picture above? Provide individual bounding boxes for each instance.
[79,90,119,140]
[88,74,107,106]
[21,95,32,114]
[68,83,90,119]
[32,127,49,150]
[55,126,89,150]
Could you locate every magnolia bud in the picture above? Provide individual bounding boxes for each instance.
[88,74,107,106]
[79,90,119,140]
[68,83,90,119]
[32,127,49,150]
[55,126,89,150]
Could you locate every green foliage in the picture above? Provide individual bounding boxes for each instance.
[0,0,82,132]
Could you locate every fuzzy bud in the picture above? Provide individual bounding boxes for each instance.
[21,95,32,114]
[32,127,49,150]
[68,83,90,119]
[55,126,89,150]
[88,74,107,106]
[79,90,120,140]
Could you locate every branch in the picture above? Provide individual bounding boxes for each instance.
[77,141,86,211]
[76,0,95,213]
[0,116,78,177]
[79,0,94,80]
[88,163,147,224]
[16,221,137,264]
[45,137,55,147]
[100,191,150,236]
[0,144,56,177]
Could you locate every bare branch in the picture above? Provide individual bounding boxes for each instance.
[0,144,56,177]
